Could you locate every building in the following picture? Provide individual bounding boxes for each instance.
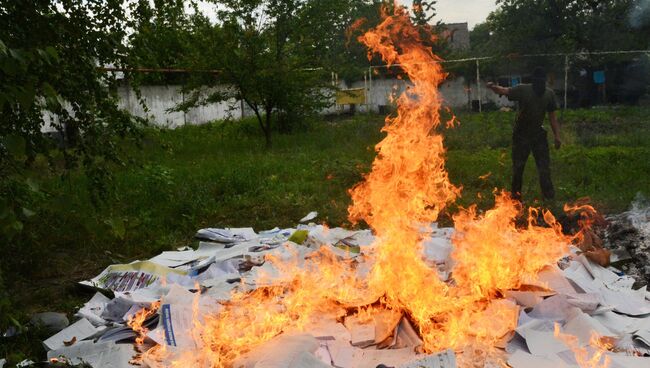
[441,22,470,50]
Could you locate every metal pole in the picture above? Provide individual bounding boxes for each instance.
[476,59,482,113]
[368,66,373,110]
[564,54,569,110]
[364,72,368,106]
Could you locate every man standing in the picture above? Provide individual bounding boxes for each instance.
[487,67,561,201]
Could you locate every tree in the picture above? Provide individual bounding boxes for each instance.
[412,0,437,26]
[126,0,199,85]
[1,0,140,222]
[0,0,140,324]
[480,0,649,55]
[176,0,332,148]
[295,0,385,82]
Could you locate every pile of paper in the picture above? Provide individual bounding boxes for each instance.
[40,216,456,367]
[38,212,650,368]
[506,255,650,368]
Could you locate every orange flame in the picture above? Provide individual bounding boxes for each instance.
[564,200,606,238]
[348,4,569,355]
[564,199,610,266]
[554,324,612,368]
[128,301,161,365]
[155,4,578,367]
[128,301,161,346]
[346,18,368,47]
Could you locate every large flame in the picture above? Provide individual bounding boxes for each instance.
[150,3,578,367]
[348,4,569,354]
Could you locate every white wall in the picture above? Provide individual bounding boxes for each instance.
[117,85,242,128]
[348,77,513,113]
[42,78,515,132]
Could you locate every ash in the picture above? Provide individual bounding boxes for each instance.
[605,196,650,288]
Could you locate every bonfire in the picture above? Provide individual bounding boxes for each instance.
[41,4,650,368]
[124,5,615,368]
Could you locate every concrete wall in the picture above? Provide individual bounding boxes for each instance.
[120,79,513,122]
[348,77,513,113]
[42,79,515,132]
[441,23,470,50]
[117,85,242,128]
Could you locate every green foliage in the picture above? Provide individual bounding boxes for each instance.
[169,0,336,147]
[475,0,650,56]
[126,0,202,85]
[0,1,142,328]
[0,0,142,203]
[412,0,437,26]
[295,0,385,82]
[463,1,650,96]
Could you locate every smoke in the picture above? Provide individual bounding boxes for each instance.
[629,0,650,28]
[627,193,650,233]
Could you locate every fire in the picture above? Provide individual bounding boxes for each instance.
[565,199,611,266]
[128,301,161,364]
[554,324,612,368]
[128,301,161,346]
[348,3,569,356]
[564,199,607,242]
[154,247,368,367]
[150,3,578,367]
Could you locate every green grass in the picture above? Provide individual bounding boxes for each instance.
[2,106,650,363]
[445,106,650,212]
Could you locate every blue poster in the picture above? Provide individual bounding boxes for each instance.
[511,76,521,87]
[593,71,606,84]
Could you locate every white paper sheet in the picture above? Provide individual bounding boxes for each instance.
[300,211,318,223]
[633,329,650,348]
[608,354,650,368]
[234,334,324,368]
[44,318,99,351]
[505,291,546,308]
[563,309,617,346]
[344,315,375,347]
[536,265,578,295]
[399,349,456,368]
[75,292,111,326]
[350,348,417,368]
[507,350,572,368]
[80,261,189,293]
[147,302,197,349]
[528,295,576,321]
[592,311,637,335]
[524,329,570,357]
[47,340,135,368]
[563,261,650,316]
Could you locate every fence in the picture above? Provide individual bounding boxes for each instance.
[351,50,650,113]
[84,50,650,129]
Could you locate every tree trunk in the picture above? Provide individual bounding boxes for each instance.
[264,111,272,149]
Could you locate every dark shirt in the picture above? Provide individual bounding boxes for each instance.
[508,84,558,136]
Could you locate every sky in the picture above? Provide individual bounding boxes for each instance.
[195,1,499,30]
[433,0,498,29]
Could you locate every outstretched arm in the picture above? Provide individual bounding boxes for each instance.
[549,111,561,149]
[486,82,510,96]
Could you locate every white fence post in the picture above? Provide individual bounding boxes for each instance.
[476,59,482,113]
[564,54,569,110]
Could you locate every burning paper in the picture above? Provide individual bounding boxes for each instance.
[141,4,574,367]
[42,3,650,368]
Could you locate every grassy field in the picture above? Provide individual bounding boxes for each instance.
[3,106,650,362]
